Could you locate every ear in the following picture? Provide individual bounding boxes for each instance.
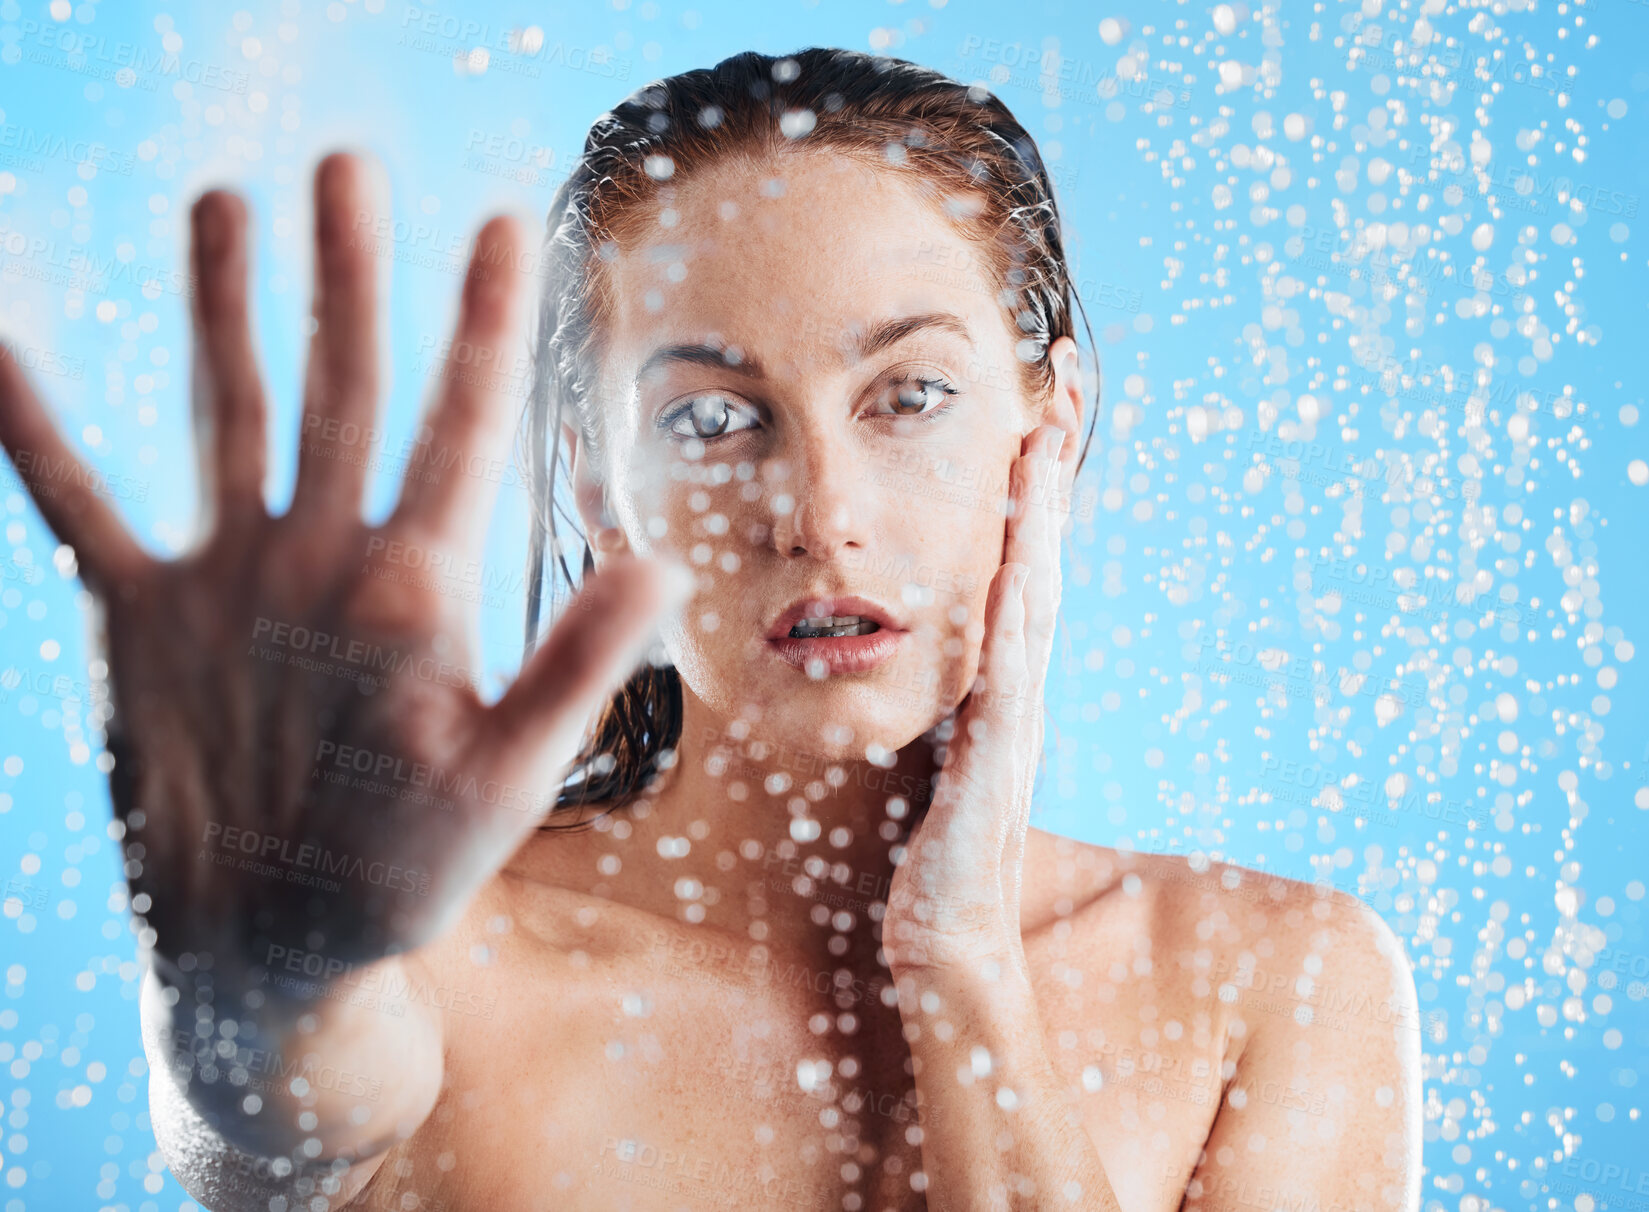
[562,421,632,560]
[1041,335,1088,494]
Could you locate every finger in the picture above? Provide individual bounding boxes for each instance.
[289,153,382,521]
[1052,420,1080,531]
[189,191,268,530]
[0,342,146,589]
[387,215,528,556]
[1057,417,1080,503]
[1003,426,1064,666]
[480,555,693,790]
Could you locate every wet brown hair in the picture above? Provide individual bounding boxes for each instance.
[521,47,1097,827]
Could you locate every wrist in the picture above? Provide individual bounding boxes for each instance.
[882,904,1027,981]
[144,946,445,1153]
[146,937,401,1050]
[886,943,1034,1002]
[883,909,1025,981]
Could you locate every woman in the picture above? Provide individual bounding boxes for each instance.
[0,48,1419,1212]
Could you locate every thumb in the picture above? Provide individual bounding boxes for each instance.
[484,554,693,779]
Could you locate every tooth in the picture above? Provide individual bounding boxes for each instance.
[787,612,880,638]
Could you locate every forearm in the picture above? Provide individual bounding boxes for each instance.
[141,948,444,1162]
[895,956,1117,1212]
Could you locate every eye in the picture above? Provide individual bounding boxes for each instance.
[662,393,760,441]
[870,375,960,421]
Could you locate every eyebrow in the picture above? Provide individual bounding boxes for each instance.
[632,311,974,390]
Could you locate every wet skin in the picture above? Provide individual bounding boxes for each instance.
[0,149,1421,1211]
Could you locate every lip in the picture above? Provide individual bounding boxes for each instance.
[764,594,909,676]
[764,594,907,641]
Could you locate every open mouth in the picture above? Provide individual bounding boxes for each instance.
[788,615,883,639]
[766,596,905,675]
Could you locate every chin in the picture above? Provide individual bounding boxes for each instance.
[778,683,945,756]
[674,636,956,759]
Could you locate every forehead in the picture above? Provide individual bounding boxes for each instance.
[600,150,1003,375]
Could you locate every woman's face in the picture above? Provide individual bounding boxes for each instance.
[578,149,1079,759]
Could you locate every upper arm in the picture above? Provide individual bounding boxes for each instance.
[141,968,392,1212]
[1179,890,1422,1212]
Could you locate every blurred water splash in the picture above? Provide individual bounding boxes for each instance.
[0,0,1645,1208]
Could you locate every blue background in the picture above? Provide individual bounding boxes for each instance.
[1,0,1646,1208]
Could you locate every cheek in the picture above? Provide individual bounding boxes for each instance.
[929,519,1006,654]
[628,463,766,625]
[861,459,1014,665]
[622,454,739,553]
[902,451,1016,563]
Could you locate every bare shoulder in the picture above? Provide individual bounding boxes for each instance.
[1022,828,1418,1044]
[1021,828,1422,1202]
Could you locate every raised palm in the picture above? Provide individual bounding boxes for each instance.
[0,154,679,976]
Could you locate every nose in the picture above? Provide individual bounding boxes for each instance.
[766,428,868,561]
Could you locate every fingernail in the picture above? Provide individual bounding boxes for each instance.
[1011,563,1031,593]
[1034,427,1064,462]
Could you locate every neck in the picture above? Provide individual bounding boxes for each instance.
[565,678,945,956]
